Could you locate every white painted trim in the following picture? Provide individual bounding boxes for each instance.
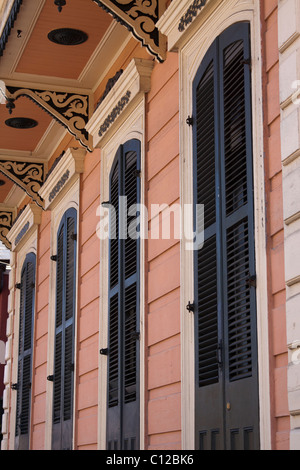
[87,58,153,149]
[98,98,146,450]
[178,0,271,450]
[44,177,80,450]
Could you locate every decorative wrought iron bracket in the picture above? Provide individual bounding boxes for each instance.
[0,208,15,249]
[0,159,45,208]
[92,0,167,63]
[0,82,93,152]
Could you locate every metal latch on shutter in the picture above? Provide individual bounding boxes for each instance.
[216,340,223,369]
[131,332,140,341]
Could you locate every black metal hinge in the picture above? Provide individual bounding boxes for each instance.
[100,348,108,356]
[50,255,57,262]
[186,301,195,313]
[186,116,194,127]
[241,58,251,68]
[15,283,21,290]
[11,383,19,390]
[47,375,54,382]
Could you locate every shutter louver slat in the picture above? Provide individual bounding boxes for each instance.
[64,325,73,421]
[124,283,137,404]
[110,163,119,289]
[20,355,31,435]
[24,262,34,352]
[196,61,216,230]
[197,236,219,387]
[108,294,119,408]
[56,227,64,328]
[125,151,138,280]
[65,217,75,321]
[223,40,248,217]
[226,220,252,382]
[53,331,62,424]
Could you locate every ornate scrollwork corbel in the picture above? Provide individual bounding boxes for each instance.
[93,0,166,63]
[0,83,92,152]
[0,210,14,249]
[0,160,45,208]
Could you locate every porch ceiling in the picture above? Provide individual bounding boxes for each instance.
[0,0,116,206]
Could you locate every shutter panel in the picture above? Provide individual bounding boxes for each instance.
[52,209,77,450]
[194,23,259,450]
[107,140,140,450]
[15,254,36,450]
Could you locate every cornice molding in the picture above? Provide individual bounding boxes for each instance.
[157,0,211,51]
[7,203,42,251]
[39,147,86,210]
[87,58,154,148]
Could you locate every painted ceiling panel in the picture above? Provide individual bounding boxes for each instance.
[15,0,112,79]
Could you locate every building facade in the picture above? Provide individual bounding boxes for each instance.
[0,0,299,451]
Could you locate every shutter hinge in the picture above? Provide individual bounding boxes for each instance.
[47,375,54,382]
[50,255,58,262]
[11,383,19,390]
[186,301,195,313]
[15,283,21,290]
[246,273,257,288]
[241,58,251,68]
[186,116,194,127]
[101,201,111,208]
[70,233,77,241]
[100,348,108,356]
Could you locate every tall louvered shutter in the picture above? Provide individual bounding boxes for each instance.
[106,140,140,450]
[52,208,77,450]
[193,23,259,450]
[15,253,36,450]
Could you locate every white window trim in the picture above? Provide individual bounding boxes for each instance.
[160,0,271,450]
[97,97,146,450]
[44,175,80,450]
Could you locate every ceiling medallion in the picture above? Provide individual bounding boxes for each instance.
[47,28,88,46]
[5,117,38,129]
[54,0,66,12]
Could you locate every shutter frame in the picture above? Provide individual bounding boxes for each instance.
[193,22,260,450]
[52,208,77,450]
[15,252,36,450]
[107,139,141,450]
